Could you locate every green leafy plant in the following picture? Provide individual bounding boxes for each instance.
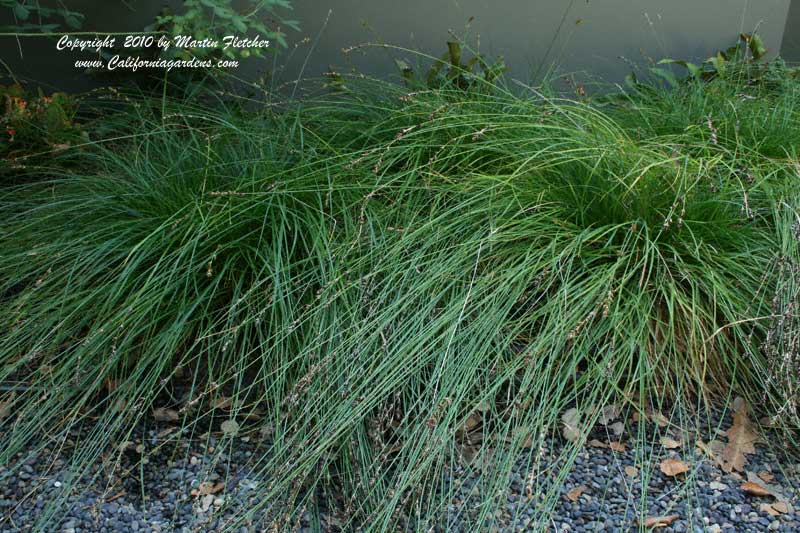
[633,33,786,89]
[612,33,800,159]
[0,84,83,169]
[146,0,297,62]
[395,40,507,91]
[1,0,84,32]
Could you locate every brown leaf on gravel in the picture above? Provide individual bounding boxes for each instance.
[761,503,781,516]
[588,439,608,448]
[722,397,758,473]
[695,439,713,457]
[746,471,787,501]
[758,471,775,483]
[648,410,669,427]
[510,426,533,448]
[609,441,626,453]
[562,408,582,442]
[598,404,621,425]
[152,407,179,423]
[643,514,679,528]
[456,442,479,464]
[0,391,15,419]
[461,412,482,433]
[695,439,728,470]
[625,465,639,478]
[661,437,682,449]
[769,501,792,514]
[660,458,689,477]
[566,485,586,502]
[211,396,232,410]
[190,481,225,497]
[759,416,778,428]
[741,481,771,497]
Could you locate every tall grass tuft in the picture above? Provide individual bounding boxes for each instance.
[1,55,800,530]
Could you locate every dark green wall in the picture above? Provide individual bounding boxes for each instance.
[781,0,800,59]
[1,0,794,92]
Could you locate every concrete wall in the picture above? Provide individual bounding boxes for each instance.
[781,0,800,59]
[281,0,792,88]
[0,0,794,92]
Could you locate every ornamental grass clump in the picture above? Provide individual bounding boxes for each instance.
[1,55,800,530]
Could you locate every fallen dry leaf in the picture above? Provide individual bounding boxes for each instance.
[661,437,682,449]
[760,503,781,516]
[510,426,534,448]
[660,458,690,477]
[460,413,482,433]
[643,514,679,528]
[456,442,480,464]
[190,481,225,497]
[566,485,586,502]
[588,439,608,448]
[695,439,712,456]
[769,501,792,514]
[0,391,15,419]
[746,471,786,501]
[211,396,232,410]
[695,439,728,470]
[722,397,758,473]
[758,471,775,483]
[609,441,626,453]
[759,416,778,428]
[152,407,179,423]
[562,408,582,442]
[598,404,621,425]
[741,481,771,497]
[648,410,669,427]
[625,465,638,478]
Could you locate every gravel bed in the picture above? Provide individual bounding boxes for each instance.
[1,409,799,532]
[437,410,800,532]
